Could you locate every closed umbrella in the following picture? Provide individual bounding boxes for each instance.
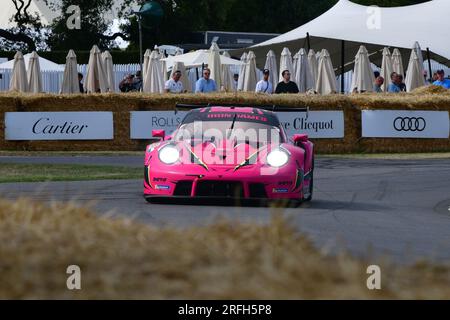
[292,51,299,79]
[413,41,424,70]
[61,49,79,94]
[380,47,393,92]
[143,49,152,80]
[264,50,278,91]
[392,48,404,77]
[170,61,191,93]
[405,49,426,92]
[308,49,318,88]
[102,50,115,92]
[143,50,163,93]
[243,51,258,92]
[350,45,374,93]
[208,42,222,90]
[9,51,28,92]
[316,49,337,95]
[85,45,107,93]
[279,47,293,82]
[237,52,247,91]
[159,52,168,85]
[221,51,235,92]
[294,48,314,93]
[27,51,43,93]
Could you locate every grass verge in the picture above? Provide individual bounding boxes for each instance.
[0,163,141,183]
[0,198,449,299]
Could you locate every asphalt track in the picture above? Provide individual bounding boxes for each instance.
[1,155,450,264]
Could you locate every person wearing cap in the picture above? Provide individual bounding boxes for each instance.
[255,69,273,94]
[432,70,450,89]
[275,70,299,94]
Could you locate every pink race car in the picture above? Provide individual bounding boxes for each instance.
[144,104,314,205]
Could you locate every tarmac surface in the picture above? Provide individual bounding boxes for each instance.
[1,155,450,264]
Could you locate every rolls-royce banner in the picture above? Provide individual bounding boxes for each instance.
[362,110,450,139]
[130,111,188,139]
[277,111,345,138]
[5,112,114,140]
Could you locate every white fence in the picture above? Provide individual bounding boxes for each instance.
[0,64,141,93]
[0,61,449,94]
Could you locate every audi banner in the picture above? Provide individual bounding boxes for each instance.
[362,110,450,139]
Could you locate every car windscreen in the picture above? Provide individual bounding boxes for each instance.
[176,111,284,145]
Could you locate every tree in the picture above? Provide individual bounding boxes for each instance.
[0,0,46,51]
[118,0,429,50]
[44,0,132,51]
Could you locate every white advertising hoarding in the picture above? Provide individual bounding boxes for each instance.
[130,111,344,139]
[362,110,450,139]
[277,111,345,138]
[130,111,188,139]
[5,112,114,140]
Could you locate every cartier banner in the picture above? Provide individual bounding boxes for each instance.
[5,112,114,140]
[362,110,450,139]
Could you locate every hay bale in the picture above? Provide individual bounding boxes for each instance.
[0,198,449,299]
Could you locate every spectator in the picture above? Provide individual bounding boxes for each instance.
[255,69,273,94]
[133,70,143,91]
[78,73,84,93]
[165,70,185,93]
[432,72,439,82]
[387,72,400,93]
[373,76,384,93]
[195,68,217,93]
[119,74,135,92]
[275,70,299,94]
[432,70,450,89]
[374,71,380,79]
[398,75,406,92]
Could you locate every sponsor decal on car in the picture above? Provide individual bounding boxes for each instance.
[272,188,289,193]
[155,185,171,190]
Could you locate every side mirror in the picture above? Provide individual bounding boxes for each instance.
[152,130,165,140]
[293,134,308,143]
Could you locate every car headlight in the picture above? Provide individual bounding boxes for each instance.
[266,149,289,168]
[158,145,180,165]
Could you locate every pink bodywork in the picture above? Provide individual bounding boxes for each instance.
[143,107,314,201]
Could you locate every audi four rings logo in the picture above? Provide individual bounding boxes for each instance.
[393,117,427,132]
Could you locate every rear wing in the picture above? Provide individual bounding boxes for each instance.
[175,103,309,114]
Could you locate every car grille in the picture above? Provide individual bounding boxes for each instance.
[174,181,193,196]
[196,181,244,198]
[249,183,268,198]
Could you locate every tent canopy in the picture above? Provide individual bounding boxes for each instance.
[0,53,64,72]
[237,0,450,72]
[163,50,243,70]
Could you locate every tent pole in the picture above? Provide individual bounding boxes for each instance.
[306,32,311,51]
[426,47,433,83]
[341,40,345,94]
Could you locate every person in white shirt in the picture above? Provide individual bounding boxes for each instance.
[255,69,273,94]
[165,71,185,93]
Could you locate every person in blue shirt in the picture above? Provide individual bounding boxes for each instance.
[432,70,450,89]
[387,72,401,93]
[195,68,217,93]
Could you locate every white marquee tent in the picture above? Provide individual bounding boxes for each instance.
[238,0,450,72]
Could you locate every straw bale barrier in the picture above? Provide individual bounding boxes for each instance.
[1,198,449,299]
[0,89,449,153]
